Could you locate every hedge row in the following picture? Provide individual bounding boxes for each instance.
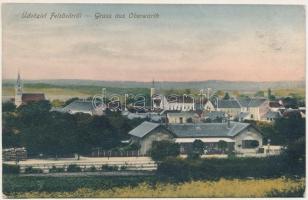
[3,175,157,194]
[157,156,305,182]
[3,164,20,174]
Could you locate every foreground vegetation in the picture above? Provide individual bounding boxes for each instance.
[3,100,144,157]
[4,176,304,198]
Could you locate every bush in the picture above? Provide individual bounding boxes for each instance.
[3,164,20,174]
[149,141,180,162]
[24,166,43,174]
[49,166,65,173]
[84,166,97,172]
[66,164,81,172]
[156,158,192,182]
[267,187,305,197]
[157,156,304,182]
[101,165,118,171]
[187,140,204,159]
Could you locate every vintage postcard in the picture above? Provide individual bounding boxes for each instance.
[1,1,306,198]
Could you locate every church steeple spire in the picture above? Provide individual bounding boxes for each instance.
[150,79,156,98]
[16,70,23,94]
[15,71,23,107]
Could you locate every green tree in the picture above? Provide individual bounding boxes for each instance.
[149,140,180,162]
[255,90,265,97]
[223,92,230,100]
[2,102,16,112]
[188,139,204,159]
[275,116,305,167]
[267,88,276,100]
[217,140,228,152]
[51,99,65,107]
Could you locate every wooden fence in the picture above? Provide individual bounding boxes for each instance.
[90,149,141,157]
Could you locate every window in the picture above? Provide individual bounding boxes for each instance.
[179,117,183,124]
[242,140,259,149]
[250,114,254,119]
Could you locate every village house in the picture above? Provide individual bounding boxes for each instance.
[14,72,45,107]
[128,121,263,155]
[213,99,242,119]
[195,98,215,112]
[153,95,196,111]
[203,111,227,122]
[263,110,282,122]
[122,110,162,122]
[238,98,270,121]
[167,112,200,124]
[269,101,285,112]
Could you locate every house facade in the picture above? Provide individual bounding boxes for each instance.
[129,122,174,155]
[153,95,195,111]
[238,98,270,121]
[167,112,200,124]
[213,99,242,119]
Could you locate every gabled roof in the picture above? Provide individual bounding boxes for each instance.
[238,98,251,107]
[22,93,45,103]
[269,101,283,108]
[248,98,268,107]
[63,100,96,112]
[213,100,241,108]
[195,98,210,104]
[128,121,160,138]
[238,98,267,107]
[167,122,251,138]
[266,111,282,119]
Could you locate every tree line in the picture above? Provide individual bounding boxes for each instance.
[2,100,144,158]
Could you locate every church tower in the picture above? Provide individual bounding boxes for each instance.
[15,71,23,107]
[150,80,156,98]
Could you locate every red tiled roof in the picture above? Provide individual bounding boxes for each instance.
[22,93,45,103]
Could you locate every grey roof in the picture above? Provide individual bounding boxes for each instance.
[238,99,251,107]
[239,98,267,107]
[204,111,226,120]
[63,100,95,112]
[266,111,282,119]
[167,122,251,138]
[167,112,198,118]
[214,100,241,108]
[166,96,194,103]
[129,121,160,138]
[238,112,250,119]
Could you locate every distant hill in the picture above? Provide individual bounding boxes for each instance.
[3,79,305,91]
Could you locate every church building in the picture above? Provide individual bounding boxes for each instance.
[14,72,46,107]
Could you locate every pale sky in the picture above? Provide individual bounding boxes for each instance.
[2,4,306,82]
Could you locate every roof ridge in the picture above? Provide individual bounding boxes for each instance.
[227,122,237,135]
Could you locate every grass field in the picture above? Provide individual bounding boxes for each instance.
[3,83,305,99]
[2,84,149,100]
[3,175,305,198]
[273,88,305,99]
